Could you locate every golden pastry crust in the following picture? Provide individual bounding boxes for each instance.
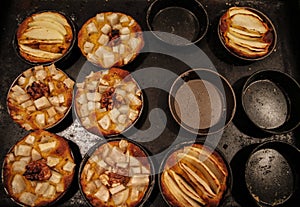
[219,7,274,59]
[80,140,151,207]
[78,12,144,68]
[2,130,76,207]
[16,11,74,63]
[160,143,228,207]
[75,68,143,137]
[7,64,74,130]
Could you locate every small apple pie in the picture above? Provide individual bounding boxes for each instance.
[78,12,144,68]
[16,11,74,63]
[160,143,229,207]
[75,68,143,137]
[7,64,74,130]
[2,130,76,206]
[80,139,152,207]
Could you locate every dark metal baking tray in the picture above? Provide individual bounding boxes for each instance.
[0,0,299,206]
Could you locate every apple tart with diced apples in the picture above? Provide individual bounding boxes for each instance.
[16,11,74,63]
[80,139,152,207]
[75,68,143,136]
[78,12,144,68]
[2,130,76,206]
[160,143,229,207]
[7,64,74,130]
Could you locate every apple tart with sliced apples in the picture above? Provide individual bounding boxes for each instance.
[7,64,74,130]
[16,11,74,63]
[75,68,143,137]
[80,139,152,207]
[78,12,144,68]
[2,130,76,206]
[219,7,275,59]
[160,143,229,207]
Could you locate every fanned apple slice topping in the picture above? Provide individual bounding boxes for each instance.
[161,144,229,207]
[80,140,151,207]
[219,7,274,59]
[17,11,73,63]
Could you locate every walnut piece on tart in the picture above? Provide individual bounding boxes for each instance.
[16,11,74,63]
[2,130,76,207]
[78,12,144,68]
[219,7,275,59]
[160,143,229,207]
[7,64,74,130]
[80,139,152,207]
[75,68,143,137]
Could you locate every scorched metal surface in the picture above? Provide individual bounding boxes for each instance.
[0,0,299,206]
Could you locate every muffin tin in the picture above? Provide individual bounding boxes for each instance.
[1,0,300,207]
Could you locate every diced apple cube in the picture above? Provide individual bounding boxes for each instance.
[63,160,76,172]
[53,72,64,80]
[55,106,68,114]
[98,115,111,130]
[63,78,74,89]
[80,103,89,117]
[27,105,36,112]
[12,174,26,194]
[87,22,98,34]
[15,94,30,104]
[84,41,95,54]
[19,192,37,206]
[35,113,45,127]
[44,184,56,198]
[12,160,27,172]
[101,24,111,34]
[31,148,42,161]
[94,185,109,202]
[120,15,129,23]
[77,93,87,104]
[20,156,31,163]
[49,96,60,106]
[16,144,32,156]
[25,135,35,145]
[35,69,47,81]
[109,184,125,195]
[39,141,56,152]
[47,156,60,167]
[35,182,50,195]
[107,13,119,25]
[96,13,105,22]
[49,171,62,184]
[48,64,58,75]
[23,69,33,77]
[21,100,34,109]
[48,81,54,93]
[34,96,51,110]
[98,34,109,45]
[56,183,64,193]
[47,107,57,118]
[108,108,120,123]
[11,85,26,94]
[120,27,130,35]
